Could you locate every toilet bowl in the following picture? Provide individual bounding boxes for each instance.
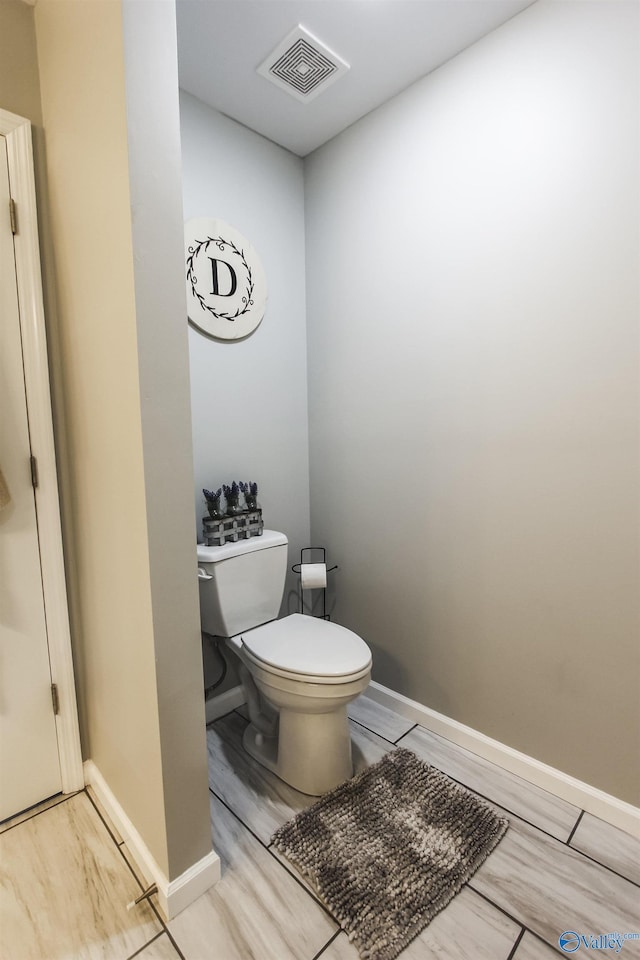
[228,614,371,795]
[197,532,373,795]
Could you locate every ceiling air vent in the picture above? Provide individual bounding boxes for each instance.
[257,25,350,103]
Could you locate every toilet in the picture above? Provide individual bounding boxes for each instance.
[197,530,372,795]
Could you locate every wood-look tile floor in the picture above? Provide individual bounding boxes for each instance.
[1,696,639,959]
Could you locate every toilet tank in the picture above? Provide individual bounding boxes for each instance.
[197,530,288,637]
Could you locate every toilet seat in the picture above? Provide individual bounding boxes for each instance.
[237,613,371,684]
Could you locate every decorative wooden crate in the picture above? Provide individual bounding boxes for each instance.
[202,510,264,546]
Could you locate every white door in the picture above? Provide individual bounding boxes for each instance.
[0,134,62,821]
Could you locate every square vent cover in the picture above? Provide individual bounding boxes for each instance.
[257,25,350,103]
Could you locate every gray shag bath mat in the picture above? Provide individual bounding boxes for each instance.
[272,747,508,960]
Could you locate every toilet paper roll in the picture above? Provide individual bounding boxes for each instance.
[300,562,327,590]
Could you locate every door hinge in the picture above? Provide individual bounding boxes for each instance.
[30,455,38,489]
[9,197,17,235]
[51,683,60,715]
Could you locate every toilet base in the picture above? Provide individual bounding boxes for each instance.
[242,703,354,796]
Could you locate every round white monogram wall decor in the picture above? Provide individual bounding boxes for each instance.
[185,218,267,340]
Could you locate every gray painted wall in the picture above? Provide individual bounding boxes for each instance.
[304,0,639,804]
[180,92,311,690]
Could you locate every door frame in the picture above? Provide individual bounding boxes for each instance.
[1,107,83,796]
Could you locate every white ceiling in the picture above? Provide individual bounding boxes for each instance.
[176,0,536,157]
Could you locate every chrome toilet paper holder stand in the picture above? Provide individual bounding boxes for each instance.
[291,546,338,620]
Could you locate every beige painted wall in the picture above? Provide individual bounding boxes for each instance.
[120,0,212,876]
[32,0,209,878]
[0,0,41,125]
[0,0,211,885]
[305,0,639,804]
[0,0,48,276]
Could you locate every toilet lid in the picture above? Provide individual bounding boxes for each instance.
[241,614,371,678]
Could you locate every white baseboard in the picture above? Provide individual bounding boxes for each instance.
[83,760,220,919]
[364,681,640,839]
[205,683,245,724]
